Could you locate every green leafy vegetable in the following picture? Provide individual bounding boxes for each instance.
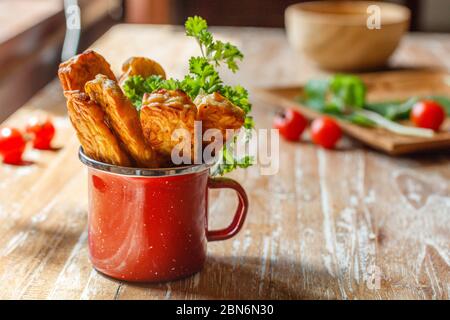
[185,16,243,72]
[301,74,444,137]
[304,78,328,110]
[181,56,223,98]
[304,74,366,112]
[300,76,374,126]
[365,97,418,121]
[123,75,176,110]
[329,74,366,110]
[123,16,253,175]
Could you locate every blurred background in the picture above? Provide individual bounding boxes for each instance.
[0,0,449,121]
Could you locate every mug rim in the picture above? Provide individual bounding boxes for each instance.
[78,147,213,177]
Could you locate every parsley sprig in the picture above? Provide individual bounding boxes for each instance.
[123,16,254,175]
[185,16,243,72]
[123,75,181,110]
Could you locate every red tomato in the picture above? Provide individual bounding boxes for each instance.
[410,100,445,131]
[311,117,342,149]
[273,108,308,141]
[0,127,27,164]
[26,118,55,150]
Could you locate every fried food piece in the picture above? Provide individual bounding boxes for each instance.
[58,50,116,92]
[140,89,197,163]
[64,91,132,166]
[194,92,245,142]
[119,57,166,87]
[85,75,157,168]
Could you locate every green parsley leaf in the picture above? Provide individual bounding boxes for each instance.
[181,57,223,98]
[185,16,208,38]
[185,16,243,73]
[123,75,165,110]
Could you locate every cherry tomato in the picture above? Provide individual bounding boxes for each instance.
[410,100,445,131]
[311,117,342,149]
[26,118,55,150]
[0,127,27,164]
[273,108,308,141]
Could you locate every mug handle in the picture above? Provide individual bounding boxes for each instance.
[206,177,249,241]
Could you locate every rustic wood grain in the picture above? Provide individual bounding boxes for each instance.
[256,70,450,155]
[0,25,449,300]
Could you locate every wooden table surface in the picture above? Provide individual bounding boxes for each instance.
[0,25,449,300]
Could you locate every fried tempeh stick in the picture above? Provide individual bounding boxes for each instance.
[64,91,132,166]
[118,57,166,87]
[194,92,245,143]
[58,50,117,92]
[85,74,157,168]
[140,89,197,164]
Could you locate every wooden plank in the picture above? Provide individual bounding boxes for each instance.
[0,26,448,300]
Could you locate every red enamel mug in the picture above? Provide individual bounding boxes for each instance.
[79,148,248,282]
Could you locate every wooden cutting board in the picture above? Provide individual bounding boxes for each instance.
[255,70,450,155]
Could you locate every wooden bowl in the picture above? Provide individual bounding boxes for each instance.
[285,1,410,71]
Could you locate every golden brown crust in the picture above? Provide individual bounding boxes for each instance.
[140,89,197,163]
[64,90,132,166]
[194,92,245,142]
[118,57,166,87]
[58,50,117,92]
[84,75,157,168]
